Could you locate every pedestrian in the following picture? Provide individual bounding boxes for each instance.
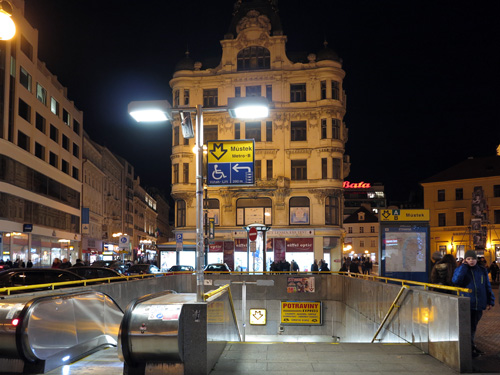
[27,259,33,268]
[73,259,84,267]
[319,259,330,272]
[311,259,319,272]
[489,261,499,283]
[60,258,72,269]
[291,260,299,272]
[52,258,62,268]
[452,250,495,357]
[349,258,361,274]
[429,254,457,293]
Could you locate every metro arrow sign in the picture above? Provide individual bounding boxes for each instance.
[232,164,251,173]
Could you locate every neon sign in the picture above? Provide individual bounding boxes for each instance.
[343,181,371,189]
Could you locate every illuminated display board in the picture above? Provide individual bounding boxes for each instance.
[280,301,322,325]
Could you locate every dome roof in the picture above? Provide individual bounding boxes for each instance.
[174,51,194,71]
[316,41,341,62]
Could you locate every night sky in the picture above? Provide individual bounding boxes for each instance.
[23,0,500,204]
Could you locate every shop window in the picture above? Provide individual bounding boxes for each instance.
[177,200,186,227]
[289,197,310,225]
[236,197,272,226]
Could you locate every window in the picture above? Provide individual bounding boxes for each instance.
[62,134,70,150]
[62,109,71,126]
[183,163,189,183]
[360,240,365,247]
[437,189,445,201]
[235,87,241,97]
[49,152,58,167]
[455,188,463,200]
[370,226,375,233]
[61,159,69,174]
[203,88,218,107]
[255,160,261,180]
[266,121,272,141]
[438,213,446,226]
[17,131,30,151]
[72,167,79,180]
[73,120,80,135]
[494,210,500,224]
[321,119,327,139]
[173,126,179,146]
[266,85,272,101]
[371,240,376,247]
[51,97,60,116]
[332,81,340,100]
[290,197,310,225]
[360,227,364,233]
[245,122,261,141]
[36,83,47,105]
[173,164,179,184]
[291,121,307,141]
[246,85,261,97]
[291,160,307,180]
[20,35,33,60]
[332,119,341,139]
[266,160,273,180]
[322,158,327,179]
[494,185,500,198]
[20,66,32,91]
[35,113,46,133]
[290,83,306,102]
[320,80,327,99]
[325,196,339,225]
[50,124,59,143]
[73,143,80,158]
[18,99,31,122]
[35,142,45,160]
[184,89,190,105]
[205,199,220,225]
[456,212,464,226]
[348,227,353,234]
[237,46,270,71]
[235,123,240,139]
[174,90,180,106]
[236,198,272,226]
[204,125,218,141]
[177,200,186,227]
[332,158,341,179]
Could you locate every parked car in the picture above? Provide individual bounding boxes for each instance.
[0,268,86,292]
[91,260,128,274]
[69,266,125,280]
[167,265,195,272]
[204,263,231,273]
[125,264,161,276]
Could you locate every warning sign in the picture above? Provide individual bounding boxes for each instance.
[280,301,322,325]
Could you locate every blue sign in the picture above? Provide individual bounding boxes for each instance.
[207,140,255,186]
[207,162,254,185]
[176,233,183,243]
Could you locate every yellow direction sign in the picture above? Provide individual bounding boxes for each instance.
[249,308,267,325]
[380,209,430,222]
[207,140,255,186]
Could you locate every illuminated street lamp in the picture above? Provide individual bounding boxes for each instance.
[129,96,269,301]
[0,1,15,40]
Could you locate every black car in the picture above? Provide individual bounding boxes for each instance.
[0,268,86,292]
[91,260,127,274]
[68,266,125,280]
[167,265,195,272]
[204,263,231,273]
[125,264,161,276]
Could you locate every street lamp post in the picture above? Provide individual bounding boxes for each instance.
[129,96,269,302]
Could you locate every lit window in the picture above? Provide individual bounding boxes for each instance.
[36,83,47,105]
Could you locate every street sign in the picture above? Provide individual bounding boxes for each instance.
[176,233,183,252]
[380,209,430,222]
[249,227,258,241]
[207,140,255,186]
[119,235,129,249]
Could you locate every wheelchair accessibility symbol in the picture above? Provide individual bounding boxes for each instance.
[211,164,227,180]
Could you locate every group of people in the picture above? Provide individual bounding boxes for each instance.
[0,258,33,269]
[310,259,330,272]
[51,258,85,269]
[430,250,495,358]
[339,256,373,274]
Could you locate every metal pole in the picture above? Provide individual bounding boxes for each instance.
[242,281,246,342]
[195,104,205,301]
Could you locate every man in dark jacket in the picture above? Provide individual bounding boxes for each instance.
[452,250,495,357]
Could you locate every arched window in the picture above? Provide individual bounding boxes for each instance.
[176,200,186,227]
[325,196,339,225]
[236,197,272,225]
[237,46,270,71]
[289,197,310,225]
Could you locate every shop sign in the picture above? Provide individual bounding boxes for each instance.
[235,238,247,251]
[285,238,313,252]
[280,301,322,325]
[209,241,223,252]
[343,181,371,189]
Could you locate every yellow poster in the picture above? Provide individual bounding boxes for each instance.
[280,301,322,325]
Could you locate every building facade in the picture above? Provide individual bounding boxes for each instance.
[343,181,386,217]
[0,0,82,266]
[343,205,379,263]
[168,1,349,272]
[421,154,500,264]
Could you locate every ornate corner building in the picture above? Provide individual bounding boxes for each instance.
[167,0,349,271]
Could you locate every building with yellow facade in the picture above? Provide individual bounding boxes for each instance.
[166,1,349,272]
[421,153,500,264]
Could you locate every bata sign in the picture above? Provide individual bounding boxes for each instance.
[343,181,371,189]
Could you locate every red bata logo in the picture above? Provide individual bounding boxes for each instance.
[343,181,371,189]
